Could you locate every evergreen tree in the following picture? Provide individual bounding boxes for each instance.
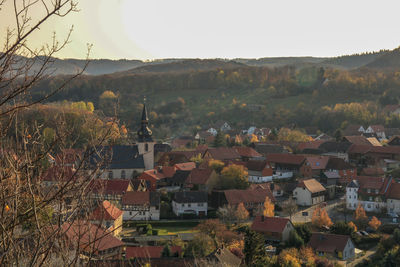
[214,130,226,147]
[244,229,266,265]
[162,244,171,257]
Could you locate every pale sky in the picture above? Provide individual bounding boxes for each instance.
[1,0,400,60]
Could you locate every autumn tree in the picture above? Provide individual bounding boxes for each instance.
[348,221,358,233]
[208,159,225,173]
[218,164,249,190]
[244,229,266,266]
[263,196,275,217]
[355,204,368,228]
[368,216,382,231]
[185,233,216,258]
[235,203,249,223]
[282,196,298,220]
[217,204,237,224]
[312,207,333,228]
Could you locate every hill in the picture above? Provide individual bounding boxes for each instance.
[364,47,400,70]
[321,50,388,69]
[116,59,245,75]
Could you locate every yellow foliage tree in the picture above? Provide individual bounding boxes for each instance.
[235,203,249,223]
[368,216,381,230]
[100,90,117,99]
[279,248,301,267]
[208,159,225,173]
[250,134,258,143]
[263,196,274,217]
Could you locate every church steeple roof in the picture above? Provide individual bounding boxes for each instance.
[137,97,153,142]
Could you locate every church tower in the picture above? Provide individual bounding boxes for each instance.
[137,99,155,170]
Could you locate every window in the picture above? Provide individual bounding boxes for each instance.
[369,197,372,201]
[188,204,191,207]
[354,203,356,207]
[367,189,371,193]
[182,204,185,207]
[375,189,379,194]
[145,143,149,152]
[368,204,371,208]
[108,171,113,179]
[198,203,203,207]
[121,170,126,179]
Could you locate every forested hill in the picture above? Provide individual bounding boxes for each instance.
[30,45,400,140]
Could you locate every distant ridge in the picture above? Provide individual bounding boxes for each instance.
[364,47,400,70]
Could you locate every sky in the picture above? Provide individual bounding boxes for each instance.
[1,0,400,60]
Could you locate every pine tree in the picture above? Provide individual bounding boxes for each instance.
[214,130,226,147]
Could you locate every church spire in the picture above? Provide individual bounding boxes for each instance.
[137,97,153,142]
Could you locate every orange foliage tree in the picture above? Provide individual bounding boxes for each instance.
[312,206,333,228]
[348,221,357,232]
[368,216,382,231]
[263,196,274,217]
[355,204,368,228]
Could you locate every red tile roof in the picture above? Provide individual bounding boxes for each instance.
[305,156,330,170]
[126,246,182,259]
[308,233,351,253]
[387,183,400,200]
[348,145,400,155]
[297,179,326,193]
[297,140,326,151]
[251,216,291,234]
[89,179,132,195]
[344,136,372,146]
[41,166,76,182]
[369,125,385,132]
[224,188,275,205]
[266,153,305,166]
[59,220,124,254]
[361,167,385,177]
[90,200,123,221]
[186,168,214,185]
[122,191,150,206]
[233,146,262,158]
[206,148,241,161]
[174,162,196,171]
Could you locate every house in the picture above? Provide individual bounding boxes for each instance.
[343,135,374,146]
[249,182,284,198]
[388,135,400,146]
[251,143,287,157]
[215,121,232,132]
[251,216,295,242]
[246,160,274,183]
[206,247,242,267]
[171,136,194,148]
[233,146,263,161]
[54,148,83,168]
[126,246,182,259]
[386,183,400,214]
[157,151,200,166]
[266,153,306,178]
[360,167,385,177]
[41,166,77,187]
[165,170,191,190]
[203,147,241,161]
[211,188,275,214]
[365,125,386,140]
[89,200,124,236]
[121,191,160,221]
[57,220,124,260]
[319,157,356,185]
[315,133,334,141]
[383,104,400,115]
[300,156,330,178]
[308,233,355,260]
[139,166,177,191]
[385,128,400,139]
[90,145,146,179]
[346,177,394,212]
[195,131,215,143]
[89,179,133,202]
[172,191,208,217]
[348,145,400,167]
[342,125,365,136]
[174,162,196,171]
[293,179,326,206]
[318,141,353,162]
[185,168,219,192]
